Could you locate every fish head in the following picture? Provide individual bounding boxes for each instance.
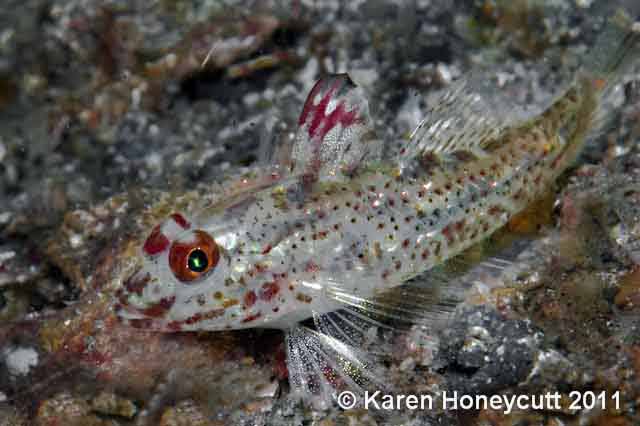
[115,212,246,331]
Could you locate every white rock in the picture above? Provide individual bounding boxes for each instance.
[4,346,39,376]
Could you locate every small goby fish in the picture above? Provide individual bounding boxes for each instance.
[115,10,640,407]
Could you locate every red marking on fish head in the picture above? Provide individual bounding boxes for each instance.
[123,272,151,297]
[170,213,191,229]
[128,318,154,329]
[143,225,170,256]
[143,213,193,256]
[141,296,176,317]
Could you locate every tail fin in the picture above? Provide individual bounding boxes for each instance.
[548,7,640,168]
[582,7,640,137]
[584,8,640,89]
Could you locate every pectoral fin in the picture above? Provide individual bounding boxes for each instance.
[285,325,387,410]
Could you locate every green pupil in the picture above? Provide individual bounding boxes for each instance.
[187,249,208,273]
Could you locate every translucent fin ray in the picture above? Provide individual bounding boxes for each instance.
[583,8,640,86]
[315,267,466,336]
[398,72,536,171]
[581,8,640,144]
[316,244,526,336]
[285,325,388,409]
[256,113,295,171]
[313,307,394,358]
[285,243,530,408]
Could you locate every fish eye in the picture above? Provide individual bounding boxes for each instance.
[188,249,208,272]
[169,230,219,282]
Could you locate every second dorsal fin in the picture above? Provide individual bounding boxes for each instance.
[291,74,381,182]
[398,72,541,171]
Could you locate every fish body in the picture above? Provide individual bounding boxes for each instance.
[115,80,588,332]
[115,8,640,407]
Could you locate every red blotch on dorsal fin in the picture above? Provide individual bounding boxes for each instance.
[298,76,359,141]
[292,73,380,181]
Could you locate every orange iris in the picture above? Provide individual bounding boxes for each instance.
[168,230,219,282]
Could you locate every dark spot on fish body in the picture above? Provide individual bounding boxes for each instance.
[305,261,319,273]
[200,309,225,320]
[242,313,262,323]
[244,290,257,308]
[223,299,239,308]
[128,318,154,329]
[488,205,504,216]
[442,225,455,245]
[296,293,313,303]
[167,321,182,331]
[432,241,442,256]
[185,313,203,325]
[260,282,280,301]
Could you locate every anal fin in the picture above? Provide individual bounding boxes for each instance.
[325,270,463,334]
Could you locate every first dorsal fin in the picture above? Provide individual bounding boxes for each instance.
[291,74,381,183]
